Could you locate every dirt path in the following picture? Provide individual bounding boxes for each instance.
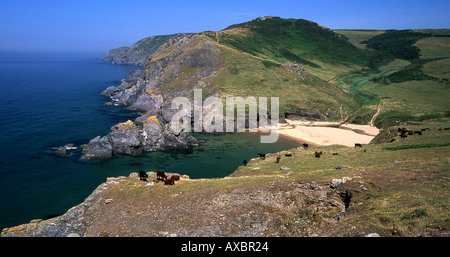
[370,98,383,127]
[215,31,220,44]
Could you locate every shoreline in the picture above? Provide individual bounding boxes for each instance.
[273,120,379,147]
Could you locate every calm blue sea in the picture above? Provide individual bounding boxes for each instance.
[0,52,301,230]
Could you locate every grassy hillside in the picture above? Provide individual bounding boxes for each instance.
[211,43,359,119]
[332,29,450,127]
[334,30,386,49]
[205,17,375,71]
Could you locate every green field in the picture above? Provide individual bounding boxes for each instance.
[331,29,450,127]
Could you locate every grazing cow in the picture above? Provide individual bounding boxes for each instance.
[333,153,338,155]
[139,171,148,181]
[284,153,292,157]
[413,131,422,135]
[354,143,362,148]
[156,170,167,181]
[164,177,174,186]
[315,151,323,158]
[445,128,449,130]
[258,153,266,159]
[170,175,180,181]
[243,160,247,166]
[400,134,407,139]
[398,128,408,133]
[302,143,309,149]
[407,131,414,135]
[276,156,281,163]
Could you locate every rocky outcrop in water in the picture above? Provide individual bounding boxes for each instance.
[83,117,198,159]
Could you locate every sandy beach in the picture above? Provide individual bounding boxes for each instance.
[276,119,380,147]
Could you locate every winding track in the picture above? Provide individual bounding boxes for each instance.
[370,98,383,127]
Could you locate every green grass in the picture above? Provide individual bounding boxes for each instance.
[334,30,386,49]
[422,58,450,80]
[415,37,450,59]
[212,44,360,119]
[207,17,375,69]
[384,142,450,150]
[335,29,449,127]
[362,30,432,61]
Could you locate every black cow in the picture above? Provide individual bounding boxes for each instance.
[139,171,148,181]
[243,160,247,166]
[315,151,322,158]
[258,153,266,159]
[302,143,309,149]
[354,143,362,148]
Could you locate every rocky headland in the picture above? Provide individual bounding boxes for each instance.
[100,33,188,66]
[84,34,223,158]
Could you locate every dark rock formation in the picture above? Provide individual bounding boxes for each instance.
[83,136,113,159]
[83,118,198,159]
[285,107,329,121]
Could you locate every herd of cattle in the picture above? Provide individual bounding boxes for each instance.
[136,126,449,185]
[138,170,180,186]
[245,126,450,164]
[393,126,449,142]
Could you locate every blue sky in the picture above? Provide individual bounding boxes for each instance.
[1,0,449,53]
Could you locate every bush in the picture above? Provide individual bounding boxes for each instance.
[401,208,428,220]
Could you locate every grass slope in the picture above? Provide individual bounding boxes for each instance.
[212,43,360,118]
[334,29,450,127]
[206,17,374,69]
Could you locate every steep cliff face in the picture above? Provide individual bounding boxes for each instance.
[100,33,188,66]
[101,34,222,112]
[85,34,222,159]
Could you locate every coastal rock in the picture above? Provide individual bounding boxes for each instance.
[109,120,143,155]
[83,136,113,159]
[83,118,198,159]
[284,106,330,121]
